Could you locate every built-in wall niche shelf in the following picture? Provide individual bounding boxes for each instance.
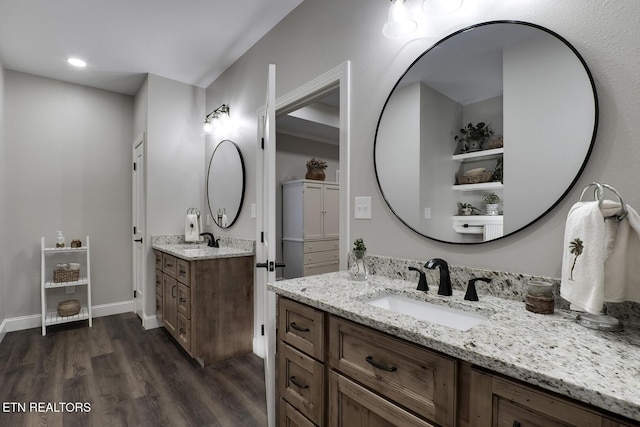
[453,147,504,162]
[40,236,92,335]
[453,182,504,192]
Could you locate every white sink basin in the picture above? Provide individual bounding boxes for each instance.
[366,294,488,331]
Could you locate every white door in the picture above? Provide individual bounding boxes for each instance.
[132,133,145,320]
[257,64,278,427]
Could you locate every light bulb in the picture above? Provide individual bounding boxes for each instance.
[203,120,213,134]
[383,0,417,38]
[67,57,87,67]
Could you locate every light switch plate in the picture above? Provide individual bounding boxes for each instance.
[355,196,372,219]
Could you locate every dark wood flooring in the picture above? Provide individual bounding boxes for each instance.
[0,312,267,427]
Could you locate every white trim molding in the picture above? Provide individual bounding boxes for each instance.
[0,300,135,341]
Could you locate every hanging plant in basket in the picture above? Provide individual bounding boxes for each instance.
[305,158,327,181]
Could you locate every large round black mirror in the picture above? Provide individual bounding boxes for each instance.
[374,21,597,244]
[206,140,245,228]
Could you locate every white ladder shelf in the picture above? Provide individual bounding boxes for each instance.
[40,236,92,335]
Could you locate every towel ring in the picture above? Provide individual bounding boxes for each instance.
[187,207,201,218]
[579,182,628,221]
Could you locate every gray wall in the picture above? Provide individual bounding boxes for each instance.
[0,61,6,328]
[3,71,134,318]
[205,0,640,278]
[134,74,205,321]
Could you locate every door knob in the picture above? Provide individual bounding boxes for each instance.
[134,238,143,243]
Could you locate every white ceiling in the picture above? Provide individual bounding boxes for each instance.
[0,0,303,95]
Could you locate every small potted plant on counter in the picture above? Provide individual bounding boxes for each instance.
[483,192,500,216]
[350,238,368,281]
[454,122,494,153]
[305,158,327,181]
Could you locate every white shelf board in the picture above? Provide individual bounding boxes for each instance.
[44,278,89,289]
[43,246,88,254]
[453,182,504,191]
[45,306,90,326]
[453,148,504,162]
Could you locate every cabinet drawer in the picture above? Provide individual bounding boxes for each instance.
[278,298,325,361]
[155,269,163,295]
[177,313,191,354]
[155,251,163,269]
[329,371,434,427]
[469,368,636,427]
[177,282,191,319]
[278,342,325,426]
[303,261,339,277]
[177,258,190,285]
[162,254,177,278]
[155,293,163,321]
[304,249,338,265]
[329,316,456,426]
[279,398,315,427]
[304,239,339,253]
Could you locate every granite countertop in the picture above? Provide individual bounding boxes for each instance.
[152,242,254,260]
[268,271,640,422]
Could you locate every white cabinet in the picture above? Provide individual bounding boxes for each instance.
[282,180,339,279]
[40,236,92,335]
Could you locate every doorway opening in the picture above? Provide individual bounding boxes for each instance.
[276,88,341,280]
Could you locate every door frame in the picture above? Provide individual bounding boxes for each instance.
[132,132,146,322]
[255,61,351,426]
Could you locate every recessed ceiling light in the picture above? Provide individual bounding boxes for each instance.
[67,57,87,68]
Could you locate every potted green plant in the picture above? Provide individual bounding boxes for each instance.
[454,122,494,153]
[352,238,366,258]
[483,193,500,216]
[457,202,480,216]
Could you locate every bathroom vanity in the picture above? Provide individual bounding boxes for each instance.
[153,242,254,366]
[270,272,640,426]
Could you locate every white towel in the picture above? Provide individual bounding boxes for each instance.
[560,201,606,314]
[561,200,640,314]
[603,203,640,304]
[185,213,201,242]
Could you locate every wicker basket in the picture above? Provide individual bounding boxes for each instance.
[57,299,81,317]
[456,170,494,185]
[53,268,80,283]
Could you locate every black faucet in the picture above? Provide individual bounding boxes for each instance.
[200,232,219,248]
[408,267,428,292]
[464,277,491,301]
[424,258,452,296]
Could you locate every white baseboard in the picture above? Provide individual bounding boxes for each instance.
[0,300,135,337]
[142,314,161,330]
[253,336,265,358]
[0,318,7,344]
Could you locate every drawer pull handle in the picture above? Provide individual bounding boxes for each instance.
[512,422,521,427]
[366,355,398,372]
[166,263,173,268]
[290,322,310,332]
[180,328,186,334]
[172,285,177,298]
[179,269,186,275]
[180,297,186,302]
[289,376,309,389]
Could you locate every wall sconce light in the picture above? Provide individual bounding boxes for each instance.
[203,104,230,134]
[382,0,417,38]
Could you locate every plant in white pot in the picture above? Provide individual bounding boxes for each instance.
[483,192,500,216]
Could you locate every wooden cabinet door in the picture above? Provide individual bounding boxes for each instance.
[322,184,340,239]
[469,368,631,427]
[303,182,324,240]
[162,274,177,336]
[329,371,434,427]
